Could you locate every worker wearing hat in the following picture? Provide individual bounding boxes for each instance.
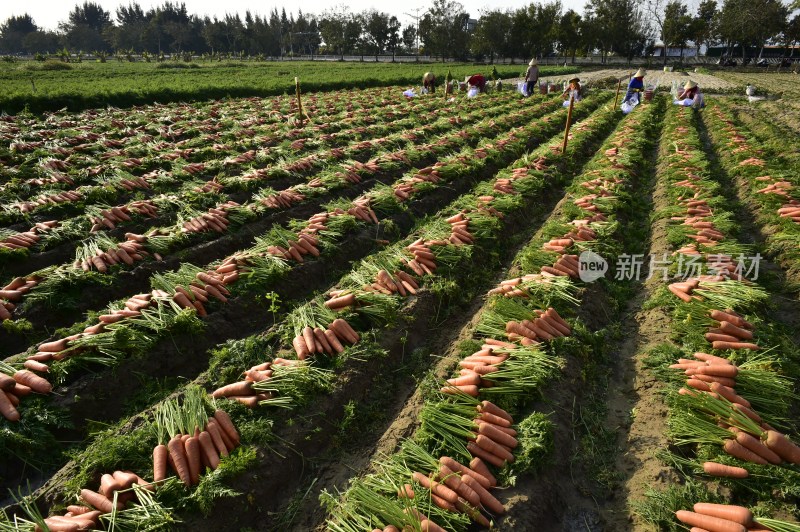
[562,77,582,106]
[622,69,646,107]
[675,80,705,109]
[422,72,436,93]
[524,58,539,97]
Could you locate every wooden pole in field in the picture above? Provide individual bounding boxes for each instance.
[613,79,622,110]
[561,93,575,153]
[294,77,305,125]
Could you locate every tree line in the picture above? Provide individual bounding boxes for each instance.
[1,0,798,62]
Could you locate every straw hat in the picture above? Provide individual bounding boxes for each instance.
[423,72,434,82]
[569,77,580,83]
[684,80,697,89]
[529,58,538,66]
[633,69,646,78]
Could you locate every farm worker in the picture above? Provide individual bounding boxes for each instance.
[524,58,539,97]
[466,74,487,93]
[423,72,436,93]
[674,80,705,109]
[622,69,646,105]
[562,77,581,107]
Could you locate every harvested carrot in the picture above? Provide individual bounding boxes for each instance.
[476,411,512,428]
[446,372,481,387]
[467,441,505,468]
[702,461,749,478]
[168,435,192,486]
[764,430,800,464]
[13,370,51,394]
[325,293,355,309]
[0,391,20,421]
[693,503,753,526]
[293,334,310,360]
[478,421,518,449]
[214,409,240,446]
[437,464,481,507]
[735,432,781,464]
[469,457,497,487]
[696,364,739,378]
[461,473,505,515]
[398,483,415,498]
[479,400,513,423]
[185,437,202,485]
[313,328,333,355]
[439,456,491,489]
[675,510,746,532]
[718,321,753,341]
[153,444,168,482]
[428,491,457,512]
[712,341,759,351]
[709,382,750,408]
[441,384,479,397]
[206,420,230,456]
[323,329,345,354]
[211,381,253,398]
[0,373,15,391]
[669,284,693,302]
[80,489,115,514]
[412,472,459,504]
[723,439,768,465]
[476,434,514,462]
[710,310,753,330]
[198,431,220,470]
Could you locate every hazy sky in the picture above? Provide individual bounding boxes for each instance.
[2,0,589,31]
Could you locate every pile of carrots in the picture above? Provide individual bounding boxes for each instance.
[25,170,75,187]
[0,220,58,250]
[266,215,325,263]
[676,502,765,532]
[777,200,800,224]
[704,308,759,351]
[167,266,234,316]
[442,344,510,396]
[0,366,52,421]
[283,153,320,173]
[344,197,379,224]
[211,358,302,407]
[191,179,224,194]
[487,272,558,297]
[0,275,43,321]
[223,149,256,166]
[182,162,206,175]
[754,176,793,199]
[445,212,475,246]
[257,188,306,209]
[89,201,158,232]
[503,307,572,346]
[75,237,149,273]
[14,189,83,213]
[180,201,240,234]
[671,353,800,466]
[404,239,442,277]
[153,409,240,486]
[116,174,152,192]
[291,318,359,359]
[393,165,444,202]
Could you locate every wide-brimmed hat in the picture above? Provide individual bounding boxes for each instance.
[684,80,697,89]
[529,58,538,66]
[569,77,580,83]
[423,72,434,82]
[634,69,646,78]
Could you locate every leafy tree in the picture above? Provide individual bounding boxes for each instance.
[716,0,788,60]
[0,14,38,53]
[471,9,512,63]
[362,10,391,60]
[557,9,583,62]
[319,7,361,59]
[587,0,648,62]
[662,1,693,59]
[691,0,717,55]
[386,16,402,60]
[418,0,470,61]
[402,25,417,54]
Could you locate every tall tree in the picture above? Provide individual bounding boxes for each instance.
[587,0,648,62]
[362,10,391,60]
[386,16,401,60]
[662,1,693,59]
[418,0,470,61]
[61,2,113,51]
[319,6,361,59]
[557,9,583,63]
[691,0,717,55]
[716,0,787,60]
[0,14,38,53]
[471,9,512,63]
[402,25,417,54]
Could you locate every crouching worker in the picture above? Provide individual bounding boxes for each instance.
[674,80,705,109]
[423,72,436,93]
[562,77,582,107]
[623,69,646,106]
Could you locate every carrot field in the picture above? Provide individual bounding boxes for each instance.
[1,70,799,532]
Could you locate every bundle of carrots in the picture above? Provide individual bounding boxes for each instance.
[675,502,761,532]
[442,343,510,396]
[291,318,358,359]
[14,189,83,213]
[404,239,440,277]
[75,470,153,519]
[258,188,306,209]
[192,179,224,194]
[89,205,134,232]
[704,308,759,351]
[0,220,58,251]
[223,149,256,166]
[739,157,766,167]
[777,200,800,224]
[266,215,324,263]
[487,272,557,298]
[211,359,302,407]
[755,179,793,198]
[340,267,419,298]
[540,254,580,279]
[474,196,504,220]
[76,238,149,273]
[0,275,42,321]
[668,277,703,303]
[169,267,234,316]
[402,455,505,529]
[117,175,152,191]
[393,165,443,202]
[446,212,474,246]
[673,353,800,465]
[182,162,206,175]
[467,401,517,469]
[0,365,52,421]
[181,201,240,234]
[345,197,379,224]
[26,171,75,187]
[504,308,572,346]
[154,409,240,487]
[284,154,320,173]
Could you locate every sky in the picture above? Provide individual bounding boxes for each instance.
[1,0,588,32]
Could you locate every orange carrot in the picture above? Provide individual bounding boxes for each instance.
[206,420,230,456]
[313,328,334,354]
[476,411,512,428]
[469,457,497,487]
[437,464,481,507]
[446,372,481,387]
[168,435,192,486]
[0,391,20,421]
[467,442,505,468]
[325,293,355,309]
[723,439,768,465]
[735,432,781,464]
[211,381,253,398]
[478,421,518,449]
[80,489,115,514]
[693,503,753,526]
[398,483,415,498]
[185,437,202,485]
[764,430,800,464]
[292,334,310,360]
[323,329,345,354]
[691,374,737,387]
[214,409,240,446]
[411,472,459,504]
[696,364,739,378]
[675,510,746,532]
[13,370,51,394]
[709,382,750,408]
[712,341,759,351]
[439,456,491,489]
[460,473,505,515]
[197,431,220,470]
[710,310,752,330]
[693,352,733,365]
[669,284,693,302]
[479,401,513,423]
[153,444,168,482]
[441,384,479,396]
[705,333,741,343]
[476,434,514,462]
[702,461,749,478]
